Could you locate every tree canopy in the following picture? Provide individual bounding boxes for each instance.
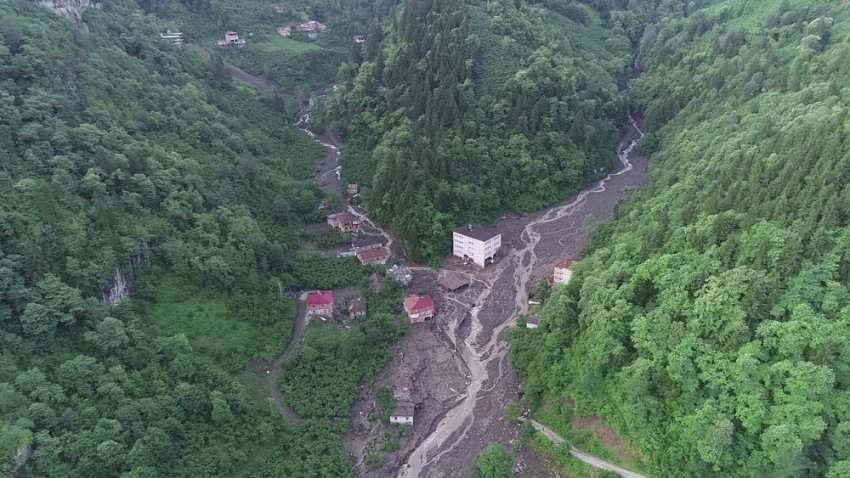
[509,1,850,477]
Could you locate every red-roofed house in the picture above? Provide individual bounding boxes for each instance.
[306,291,333,317]
[403,294,434,324]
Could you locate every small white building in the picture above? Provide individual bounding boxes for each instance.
[526,314,540,329]
[390,401,414,425]
[453,224,501,267]
[554,258,573,285]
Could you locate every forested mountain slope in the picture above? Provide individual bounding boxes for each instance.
[329,0,638,263]
[509,1,850,477]
[0,1,365,475]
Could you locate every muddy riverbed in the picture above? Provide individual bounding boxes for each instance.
[218,54,648,478]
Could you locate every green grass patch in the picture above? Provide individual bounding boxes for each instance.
[143,273,295,372]
[252,35,324,52]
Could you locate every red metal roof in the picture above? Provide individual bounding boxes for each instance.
[306,291,333,306]
[403,294,434,312]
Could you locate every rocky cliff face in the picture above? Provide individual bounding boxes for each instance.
[34,0,101,28]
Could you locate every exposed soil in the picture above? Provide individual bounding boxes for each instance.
[571,415,634,463]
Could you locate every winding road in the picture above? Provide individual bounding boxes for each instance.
[213,50,650,478]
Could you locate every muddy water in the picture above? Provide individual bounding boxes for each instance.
[398,115,646,478]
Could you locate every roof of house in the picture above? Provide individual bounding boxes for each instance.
[370,273,383,291]
[336,212,358,224]
[348,297,367,314]
[352,236,386,249]
[403,294,434,312]
[395,377,414,391]
[306,291,333,306]
[391,401,415,418]
[453,224,500,242]
[554,258,573,269]
[357,247,389,262]
[437,273,469,291]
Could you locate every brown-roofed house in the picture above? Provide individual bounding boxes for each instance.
[348,297,367,320]
[403,294,435,324]
[327,212,362,233]
[554,258,573,285]
[370,273,384,292]
[352,235,386,253]
[357,247,389,265]
[277,26,291,37]
[437,272,469,292]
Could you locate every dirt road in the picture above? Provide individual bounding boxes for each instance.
[267,295,308,424]
[528,420,648,478]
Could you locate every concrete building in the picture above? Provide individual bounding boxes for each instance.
[390,401,414,425]
[160,30,184,45]
[272,4,285,12]
[526,314,540,329]
[554,258,573,285]
[276,26,291,37]
[453,224,501,267]
[216,31,246,47]
[327,212,362,233]
[347,183,359,195]
[353,35,366,43]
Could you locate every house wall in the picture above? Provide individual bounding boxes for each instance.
[453,232,501,267]
[390,415,413,425]
[307,305,331,316]
[554,267,572,284]
[408,307,434,323]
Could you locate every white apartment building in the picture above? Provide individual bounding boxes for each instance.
[453,224,501,267]
[554,258,573,284]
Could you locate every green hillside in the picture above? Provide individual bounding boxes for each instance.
[329,0,636,263]
[0,0,396,475]
[509,1,850,477]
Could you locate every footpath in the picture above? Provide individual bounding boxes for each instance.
[527,419,649,478]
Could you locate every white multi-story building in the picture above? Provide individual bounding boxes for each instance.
[554,258,573,284]
[453,224,501,267]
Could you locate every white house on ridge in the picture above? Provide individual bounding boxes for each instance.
[453,224,501,267]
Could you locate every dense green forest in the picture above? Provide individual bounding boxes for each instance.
[0,0,397,475]
[329,0,638,263]
[509,0,850,477]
